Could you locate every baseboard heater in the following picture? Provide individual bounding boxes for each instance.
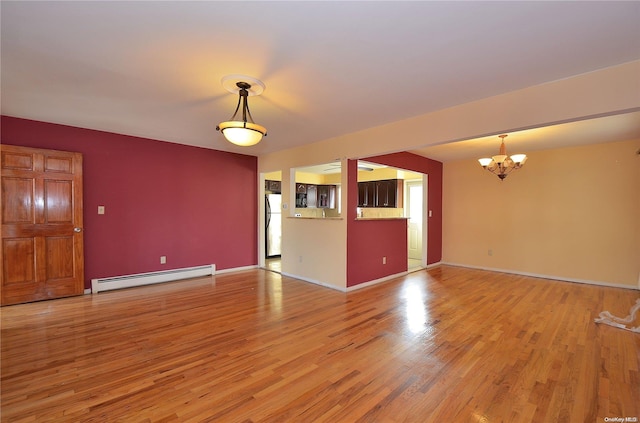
[91,264,215,294]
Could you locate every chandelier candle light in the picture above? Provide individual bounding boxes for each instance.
[478,134,527,180]
[216,75,267,146]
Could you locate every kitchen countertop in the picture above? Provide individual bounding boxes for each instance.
[355,217,409,220]
[288,216,343,220]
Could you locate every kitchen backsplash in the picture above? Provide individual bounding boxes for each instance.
[358,208,404,218]
[293,207,404,219]
[294,208,341,218]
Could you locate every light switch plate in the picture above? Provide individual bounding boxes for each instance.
[98,205,105,215]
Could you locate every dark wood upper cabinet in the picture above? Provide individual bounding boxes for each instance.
[376,180,396,207]
[358,179,403,208]
[265,180,281,193]
[358,181,376,207]
[306,185,318,208]
[317,185,336,208]
[295,183,337,208]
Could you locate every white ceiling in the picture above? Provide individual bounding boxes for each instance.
[2,1,639,160]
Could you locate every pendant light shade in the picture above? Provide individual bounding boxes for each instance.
[478,134,528,180]
[217,121,267,147]
[216,77,267,146]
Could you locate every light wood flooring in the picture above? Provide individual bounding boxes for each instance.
[264,258,282,273]
[1,266,639,422]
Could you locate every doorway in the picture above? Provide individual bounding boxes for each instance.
[406,179,425,270]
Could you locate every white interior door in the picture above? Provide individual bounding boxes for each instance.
[406,181,423,261]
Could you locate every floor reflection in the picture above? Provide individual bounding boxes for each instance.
[401,283,428,333]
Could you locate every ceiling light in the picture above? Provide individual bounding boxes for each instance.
[478,134,527,180]
[216,75,267,147]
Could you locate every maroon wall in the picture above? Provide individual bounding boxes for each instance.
[346,159,408,287]
[346,153,443,287]
[1,116,258,289]
[364,152,443,265]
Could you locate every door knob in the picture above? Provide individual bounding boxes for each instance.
[74,227,82,233]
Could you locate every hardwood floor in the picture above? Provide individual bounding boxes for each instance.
[1,266,639,422]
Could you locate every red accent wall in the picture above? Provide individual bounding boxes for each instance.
[346,153,443,287]
[1,116,258,289]
[346,159,408,287]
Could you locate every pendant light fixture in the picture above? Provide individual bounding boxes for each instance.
[478,134,527,180]
[216,75,267,147]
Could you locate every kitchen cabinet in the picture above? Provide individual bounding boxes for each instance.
[306,185,318,208]
[358,181,376,207]
[265,180,281,194]
[376,179,397,207]
[358,179,402,208]
[317,185,336,208]
[295,183,337,208]
[295,183,307,207]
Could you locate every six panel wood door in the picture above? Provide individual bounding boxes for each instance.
[1,145,84,305]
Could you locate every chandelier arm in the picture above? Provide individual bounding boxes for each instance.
[501,159,515,173]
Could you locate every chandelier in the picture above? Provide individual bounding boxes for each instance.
[478,134,527,180]
[216,75,267,146]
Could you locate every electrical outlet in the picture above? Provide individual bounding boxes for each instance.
[160,256,167,264]
[97,205,105,215]
[488,249,493,256]
[299,255,303,263]
[383,256,387,264]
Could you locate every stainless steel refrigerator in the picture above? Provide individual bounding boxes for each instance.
[265,194,282,258]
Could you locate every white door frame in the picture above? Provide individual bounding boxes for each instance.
[405,175,428,267]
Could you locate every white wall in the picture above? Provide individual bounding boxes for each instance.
[265,160,348,289]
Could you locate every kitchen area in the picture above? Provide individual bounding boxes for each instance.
[263,161,425,275]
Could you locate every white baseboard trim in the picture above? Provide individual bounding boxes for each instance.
[216,264,259,274]
[280,264,443,292]
[441,262,640,291]
[346,271,409,292]
[280,272,347,292]
[279,270,414,293]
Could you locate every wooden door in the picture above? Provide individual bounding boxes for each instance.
[1,145,84,305]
